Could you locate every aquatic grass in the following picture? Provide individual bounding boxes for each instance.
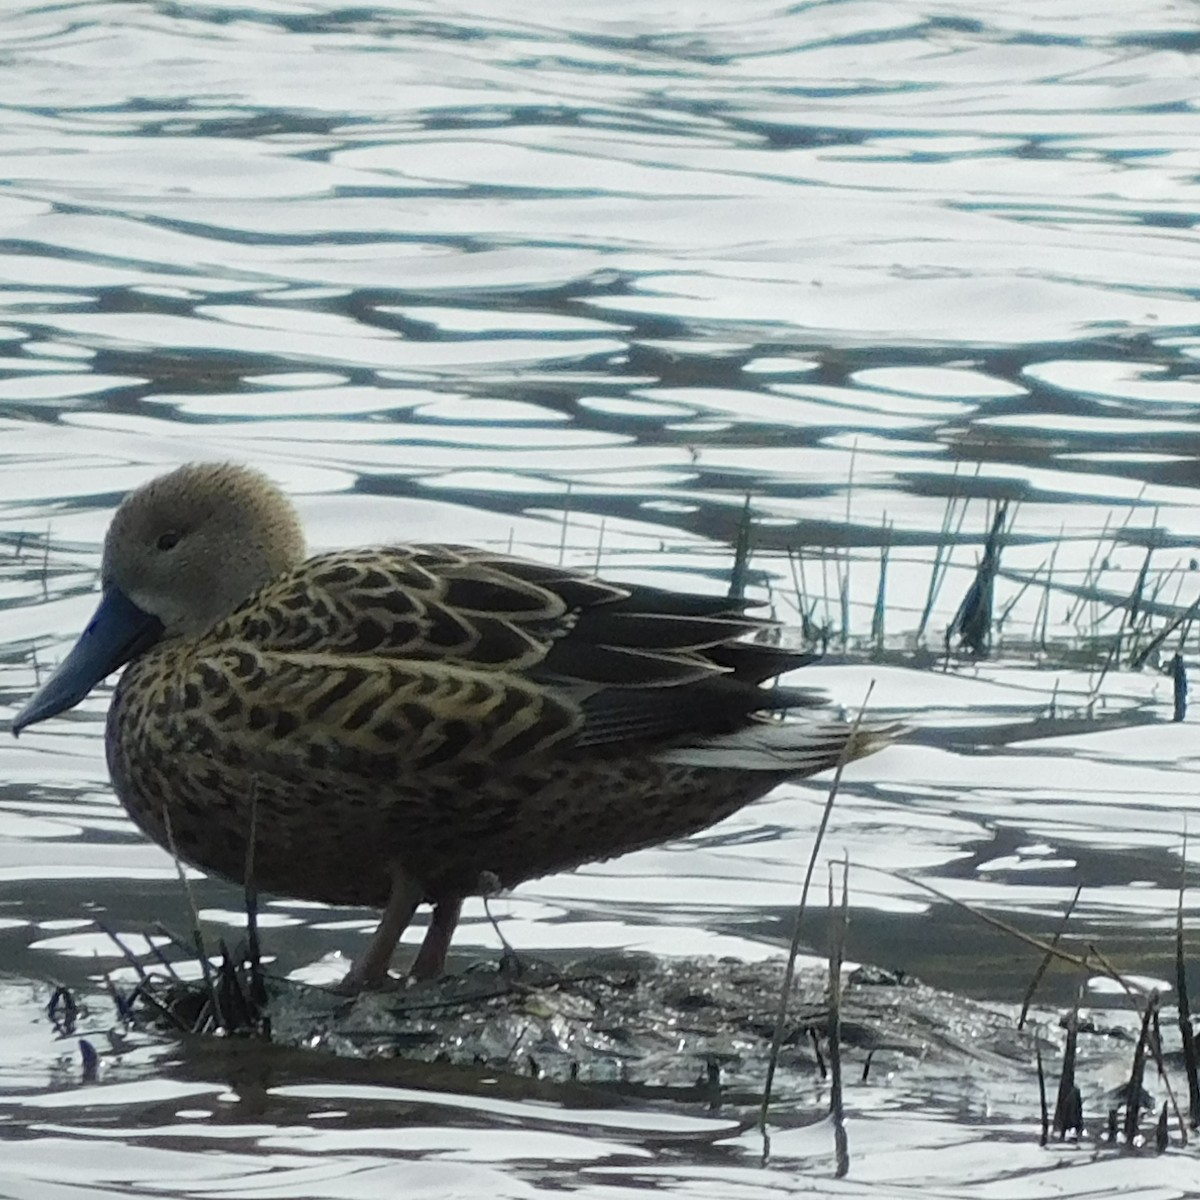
[1162,556,1188,622]
[1134,557,1192,670]
[162,806,225,1033]
[1081,540,1165,708]
[95,921,151,987]
[965,509,1192,659]
[119,782,271,1039]
[784,546,825,647]
[243,778,267,1020]
[1175,846,1199,1126]
[1036,538,1060,651]
[916,466,977,644]
[97,922,189,1032]
[1086,590,1133,713]
[728,495,753,601]
[1018,884,1082,1030]
[820,554,834,646]
[1036,1048,1050,1145]
[1053,1001,1083,1139]
[557,481,573,566]
[1171,652,1187,722]
[871,863,1195,1143]
[126,946,195,1031]
[89,791,256,1038]
[1157,1102,1171,1152]
[1068,510,1114,629]
[143,932,184,985]
[946,501,1007,657]
[79,1038,99,1083]
[47,985,78,1037]
[836,441,857,650]
[996,550,1043,637]
[592,516,606,575]
[1080,537,1171,700]
[1138,550,1173,637]
[838,554,850,651]
[765,513,1196,661]
[922,486,962,639]
[1118,544,1154,664]
[39,531,50,602]
[1077,501,1143,636]
[871,521,890,654]
[99,967,137,1025]
[758,682,874,1164]
[1088,941,1189,1146]
[216,939,261,1034]
[827,859,850,1178]
[1129,590,1200,670]
[1121,995,1156,1144]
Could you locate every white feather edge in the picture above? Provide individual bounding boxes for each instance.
[653,720,898,772]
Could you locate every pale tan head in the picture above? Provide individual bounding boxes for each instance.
[103,463,306,638]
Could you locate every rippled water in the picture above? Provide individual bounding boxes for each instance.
[2,1,1200,1195]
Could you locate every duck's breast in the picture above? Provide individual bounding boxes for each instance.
[103,639,582,905]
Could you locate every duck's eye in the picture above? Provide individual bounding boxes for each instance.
[156,530,181,552]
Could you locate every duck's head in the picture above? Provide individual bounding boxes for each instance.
[103,463,306,639]
[13,463,305,734]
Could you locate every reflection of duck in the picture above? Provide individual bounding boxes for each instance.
[15,463,893,990]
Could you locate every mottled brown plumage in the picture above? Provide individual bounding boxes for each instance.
[15,463,893,989]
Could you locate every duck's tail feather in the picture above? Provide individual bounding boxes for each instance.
[573,681,828,749]
[654,719,901,777]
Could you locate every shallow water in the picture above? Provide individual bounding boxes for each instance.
[2,0,1200,1195]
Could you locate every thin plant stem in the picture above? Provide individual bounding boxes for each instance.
[163,806,224,1032]
[759,683,874,1160]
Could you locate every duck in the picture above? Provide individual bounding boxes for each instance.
[13,463,893,991]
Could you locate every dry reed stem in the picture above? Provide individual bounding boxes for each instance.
[557,481,573,566]
[1176,831,1199,1127]
[828,859,850,1177]
[758,682,874,1162]
[243,777,266,1018]
[729,494,753,601]
[1018,884,1082,1030]
[1036,1048,1049,1145]
[163,805,224,1032]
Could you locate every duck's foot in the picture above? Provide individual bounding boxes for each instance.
[410,897,463,980]
[335,867,422,994]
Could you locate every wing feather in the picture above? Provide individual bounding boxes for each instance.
[211,543,824,754]
[187,648,581,775]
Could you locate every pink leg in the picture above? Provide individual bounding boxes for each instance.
[410,897,463,980]
[337,866,423,994]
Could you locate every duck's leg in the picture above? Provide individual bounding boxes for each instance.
[338,865,423,993]
[409,896,463,980]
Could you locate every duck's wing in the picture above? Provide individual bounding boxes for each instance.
[223,546,617,669]
[184,649,583,773]
[217,545,825,752]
